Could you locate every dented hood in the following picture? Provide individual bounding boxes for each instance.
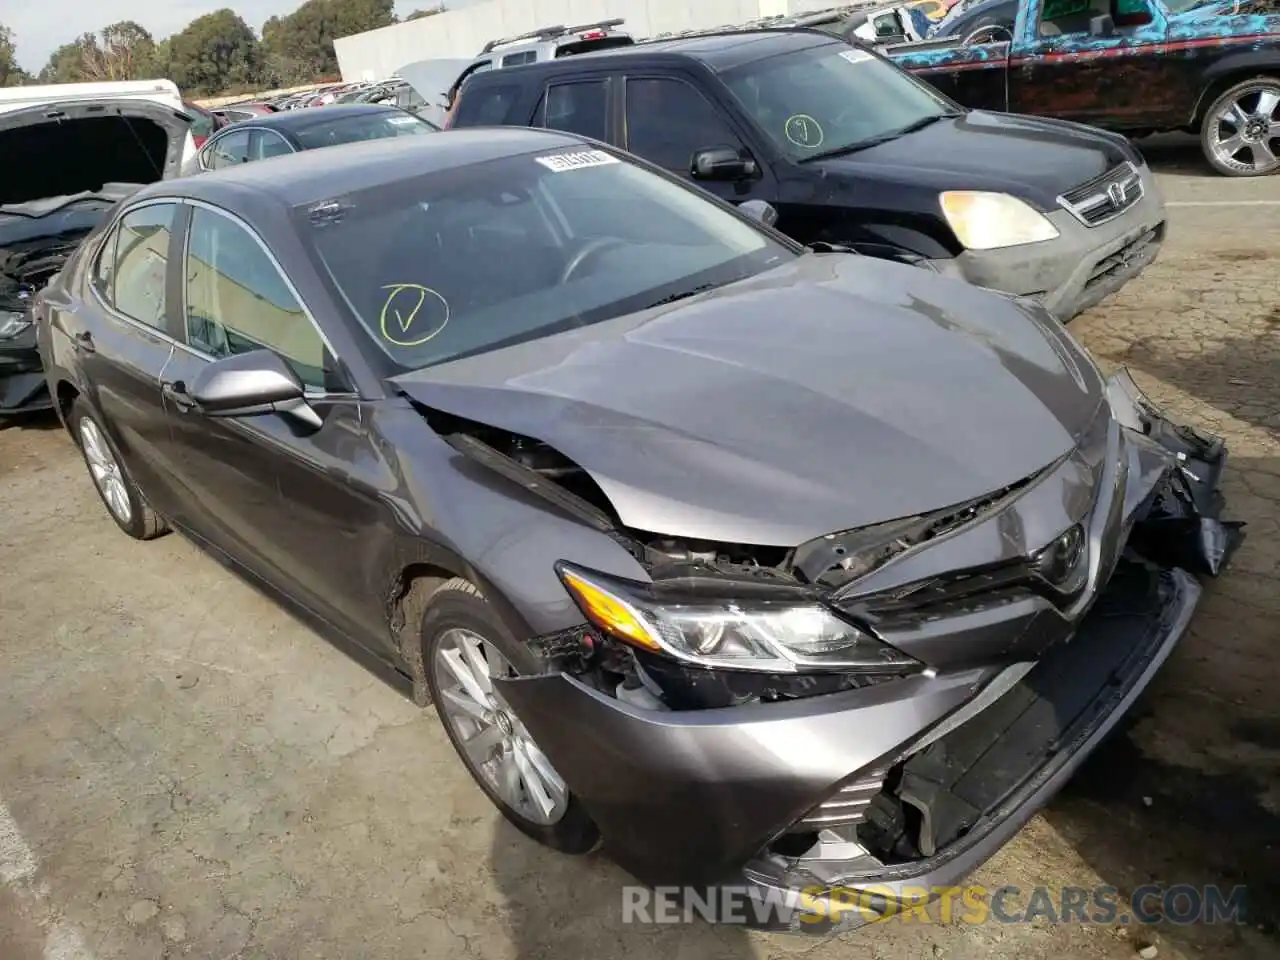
[392,254,1106,546]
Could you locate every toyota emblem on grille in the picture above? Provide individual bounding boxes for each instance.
[1107,181,1127,206]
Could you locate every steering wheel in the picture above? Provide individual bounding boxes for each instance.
[560,237,629,284]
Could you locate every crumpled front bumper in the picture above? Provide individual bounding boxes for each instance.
[0,323,51,416]
[493,370,1242,929]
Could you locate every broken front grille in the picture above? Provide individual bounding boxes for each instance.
[1058,162,1143,227]
[787,768,888,833]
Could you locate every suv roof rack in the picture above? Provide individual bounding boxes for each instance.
[481,18,626,54]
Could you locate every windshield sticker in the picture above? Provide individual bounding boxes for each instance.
[534,150,621,172]
[784,114,825,149]
[379,283,450,347]
[386,115,421,125]
[839,48,874,64]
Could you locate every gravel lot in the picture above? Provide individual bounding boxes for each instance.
[2,138,1277,960]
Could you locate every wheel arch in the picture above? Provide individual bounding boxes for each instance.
[386,546,545,707]
[1192,58,1280,127]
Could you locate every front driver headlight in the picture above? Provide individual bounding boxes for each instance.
[557,563,920,674]
[939,191,1059,251]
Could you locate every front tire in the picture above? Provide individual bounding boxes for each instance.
[421,578,599,854]
[1200,77,1280,177]
[70,397,168,540]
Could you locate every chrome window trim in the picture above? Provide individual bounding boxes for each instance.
[88,195,357,402]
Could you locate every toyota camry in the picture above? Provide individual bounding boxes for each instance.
[35,128,1241,931]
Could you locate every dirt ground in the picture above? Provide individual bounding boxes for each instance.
[1,138,1278,960]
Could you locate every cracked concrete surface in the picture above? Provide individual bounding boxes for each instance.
[1,143,1278,960]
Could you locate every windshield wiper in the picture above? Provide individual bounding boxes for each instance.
[642,282,721,309]
[799,113,959,162]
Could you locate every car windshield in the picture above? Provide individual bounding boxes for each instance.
[301,147,791,372]
[293,111,436,149]
[721,43,958,161]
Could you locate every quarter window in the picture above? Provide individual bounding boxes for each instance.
[625,78,746,173]
[104,203,177,330]
[543,80,608,141]
[184,208,338,390]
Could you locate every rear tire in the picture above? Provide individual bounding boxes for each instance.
[70,397,168,541]
[421,577,599,854]
[1199,77,1280,177]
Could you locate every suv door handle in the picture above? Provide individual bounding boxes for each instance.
[161,379,197,411]
[72,330,95,353]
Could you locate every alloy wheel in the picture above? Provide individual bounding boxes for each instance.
[1209,86,1280,175]
[78,417,133,525]
[432,627,570,825]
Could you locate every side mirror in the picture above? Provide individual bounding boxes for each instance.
[692,147,758,182]
[738,199,779,227]
[1088,13,1116,35]
[186,349,321,428]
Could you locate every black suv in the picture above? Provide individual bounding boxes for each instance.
[447,29,1167,322]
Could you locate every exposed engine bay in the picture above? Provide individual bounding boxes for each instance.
[421,377,1243,731]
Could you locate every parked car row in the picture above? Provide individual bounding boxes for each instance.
[25,116,1245,932]
[676,0,1280,176]
[439,28,1167,323]
[0,26,1249,934]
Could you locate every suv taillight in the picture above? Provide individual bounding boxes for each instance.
[578,29,606,39]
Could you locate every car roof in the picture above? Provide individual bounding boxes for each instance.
[143,127,590,212]
[215,102,403,133]
[469,29,837,77]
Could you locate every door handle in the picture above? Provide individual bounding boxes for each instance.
[161,379,197,411]
[72,330,95,353]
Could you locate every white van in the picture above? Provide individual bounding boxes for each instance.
[0,79,196,205]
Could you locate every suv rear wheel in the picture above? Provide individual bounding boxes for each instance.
[1200,77,1280,177]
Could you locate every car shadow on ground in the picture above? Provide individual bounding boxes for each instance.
[0,410,61,432]
[489,819,758,960]
[1137,133,1215,178]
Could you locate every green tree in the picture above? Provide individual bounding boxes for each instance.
[38,36,95,84]
[79,21,157,81]
[0,23,32,86]
[166,9,261,95]
[262,0,394,84]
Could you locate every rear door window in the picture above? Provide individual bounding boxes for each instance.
[453,82,521,125]
[106,203,178,331]
[541,80,608,141]
[253,130,294,160]
[208,130,252,169]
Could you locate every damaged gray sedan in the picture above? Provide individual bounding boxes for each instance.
[37,128,1242,931]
